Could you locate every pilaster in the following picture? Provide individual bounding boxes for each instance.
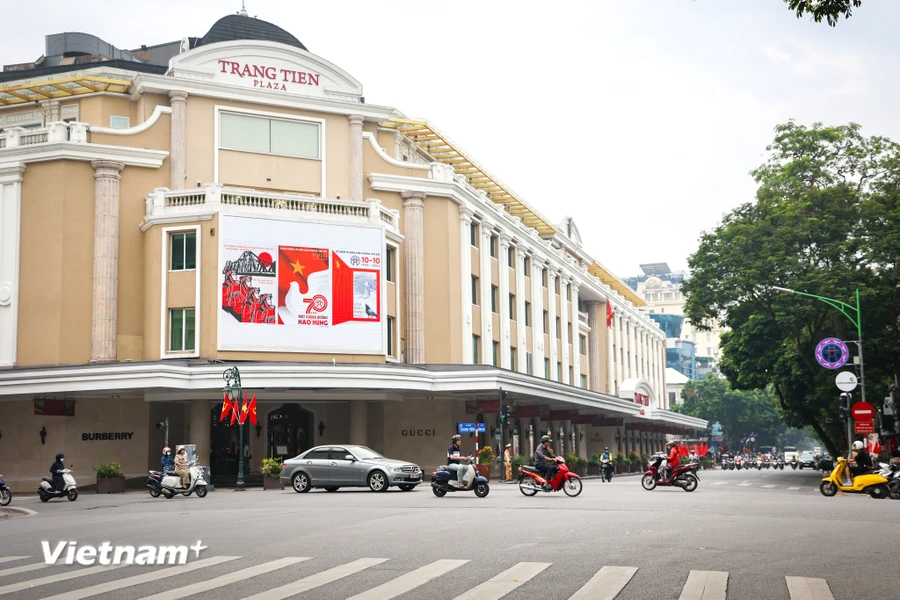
[498,234,511,369]
[548,271,558,380]
[348,115,365,202]
[607,300,615,393]
[516,250,528,373]
[90,160,125,362]
[0,163,25,367]
[401,190,426,363]
[531,261,543,376]
[168,91,188,189]
[480,227,492,365]
[571,283,580,386]
[586,300,602,392]
[560,276,570,384]
[459,206,474,363]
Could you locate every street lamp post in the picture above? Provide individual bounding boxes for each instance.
[772,286,864,455]
[223,366,245,492]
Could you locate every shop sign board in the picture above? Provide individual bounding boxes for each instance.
[218,215,384,354]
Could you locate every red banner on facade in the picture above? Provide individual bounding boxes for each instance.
[570,414,595,425]
[33,399,75,416]
[548,409,574,421]
[593,417,622,427]
[516,405,542,418]
[465,399,500,414]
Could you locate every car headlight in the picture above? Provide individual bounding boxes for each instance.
[391,467,404,473]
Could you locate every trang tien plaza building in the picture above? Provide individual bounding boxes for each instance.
[0,11,705,490]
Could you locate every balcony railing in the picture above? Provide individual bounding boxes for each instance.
[144,184,400,231]
[578,311,589,326]
[0,121,89,149]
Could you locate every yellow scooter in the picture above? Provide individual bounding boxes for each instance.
[819,457,890,499]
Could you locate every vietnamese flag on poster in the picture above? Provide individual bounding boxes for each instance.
[332,253,354,325]
[277,246,330,323]
[219,393,232,422]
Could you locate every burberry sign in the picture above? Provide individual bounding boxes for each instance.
[217,60,321,91]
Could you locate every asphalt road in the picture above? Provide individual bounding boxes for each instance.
[0,467,896,599]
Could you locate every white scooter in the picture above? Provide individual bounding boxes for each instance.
[158,462,208,498]
[39,469,78,502]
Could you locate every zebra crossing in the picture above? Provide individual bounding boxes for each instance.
[711,481,816,491]
[0,555,836,599]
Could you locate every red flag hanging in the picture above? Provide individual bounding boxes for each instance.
[219,393,232,422]
[248,395,257,427]
[229,398,238,426]
[239,393,250,425]
[606,300,614,328]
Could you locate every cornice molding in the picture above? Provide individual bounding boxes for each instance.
[0,142,168,168]
[89,105,172,136]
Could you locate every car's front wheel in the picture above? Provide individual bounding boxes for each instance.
[292,472,311,493]
[367,471,388,492]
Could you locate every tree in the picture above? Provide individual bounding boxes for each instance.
[672,378,782,449]
[784,0,862,26]
[683,121,900,457]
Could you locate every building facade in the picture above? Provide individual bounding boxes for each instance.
[0,13,704,490]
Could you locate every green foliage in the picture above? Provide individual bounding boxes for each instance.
[511,455,525,472]
[785,0,862,27]
[260,457,283,478]
[627,451,640,464]
[589,454,601,466]
[683,120,900,457]
[94,462,124,478]
[614,452,625,464]
[478,446,495,464]
[641,453,651,464]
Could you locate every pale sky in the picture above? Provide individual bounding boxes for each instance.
[3,0,899,279]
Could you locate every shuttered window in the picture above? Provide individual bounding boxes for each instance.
[220,112,319,159]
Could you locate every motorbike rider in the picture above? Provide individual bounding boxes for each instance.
[659,441,680,482]
[50,453,66,491]
[446,435,469,488]
[600,447,613,477]
[161,447,175,476]
[849,440,874,478]
[534,435,557,490]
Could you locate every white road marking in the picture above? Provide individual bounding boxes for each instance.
[679,570,728,600]
[786,576,835,599]
[242,558,389,600]
[346,559,468,600]
[569,566,638,599]
[41,556,240,600]
[452,562,550,600]
[789,486,801,490]
[0,562,47,578]
[738,483,752,487]
[762,484,776,488]
[137,557,308,600]
[712,481,727,485]
[0,565,125,596]
[0,557,29,565]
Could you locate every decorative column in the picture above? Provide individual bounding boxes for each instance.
[189,399,211,466]
[616,313,625,384]
[548,271,558,380]
[168,91,188,189]
[637,328,645,379]
[401,190,426,363]
[499,234,511,369]
[531,261,543,374]
[660,341,668,407]
[480,226,492,365]
[585,300,602,392]
[349,400,368,445]
[607,299,615,393]
[560,276,570,384]
[460,207,474,363]
[571,283,581,386]
[628,319,637,379]
[90,160,125,362]
[348,114,365,201]
[0,164,25,367]
[516,250,528,372]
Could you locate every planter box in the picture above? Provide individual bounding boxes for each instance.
[263,476,284,490]
[588,465,601,476]
[96,476,125,494]
[476,464,491,480]
[615,464,623,474]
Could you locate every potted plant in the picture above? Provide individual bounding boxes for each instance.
[614,452,625,474]
[588,455,602,476]
[576,456,589,476]
[95,462,125,494]
[510,454,525,477]
[477,446,495,479]
[628,451,640,473]
[261,457,284,490]
[640,453,651,470]
[564,454,580,476]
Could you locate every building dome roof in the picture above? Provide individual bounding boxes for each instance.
[198,13,307,51]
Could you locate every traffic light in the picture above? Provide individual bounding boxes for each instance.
[499,389,508,425]
[838,393,851,421]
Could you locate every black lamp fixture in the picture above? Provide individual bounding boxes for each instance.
[318,421,325,437]
[40,426,47,445]
[255,424,262,438]
[223,366,245,492]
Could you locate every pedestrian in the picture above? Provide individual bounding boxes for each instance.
[503,443,512,481]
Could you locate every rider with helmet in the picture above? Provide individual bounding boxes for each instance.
[161,447,175,476]
[50,453,66,491]
[660,440,680,482]
[534,435,557,490]
[446,435,470,488]
[849,440,874,478]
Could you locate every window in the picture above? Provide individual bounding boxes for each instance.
[525,302,532,327]
[541,268,548,288]
[579,334,587,356]
[706,332,712,340]
[567,284,571,300]
[557,362,562,380]
[170,232,196,271]
[169,308,195,352]
[542,310,549,333]
[526,352,534,375]
[489,234,498,258]
[387,316,395,357]
[471,275,480,305]
[510,346,517,370]
[509,294,517,320]
[569,366,574,384]
[492,341,499,366]
[305,448,331,460]
[385,246,396,283]
[470,222,479,247]
[491,285,499,314]
[554,277,560,295]
[220,112,319,159]
[580,374,587,388]
[544,358,550,378]
[110,116,130,129]
[669,392,677,403]
[567,323,573,342]
[523,256,531,277]
[556,317,561,339]
[472,335,480,363]
[508,246,515,266]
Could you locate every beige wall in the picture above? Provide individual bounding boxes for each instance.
[218,150,321,195]
[380,399,456,474]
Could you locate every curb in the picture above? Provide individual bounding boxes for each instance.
[1,506,38,517]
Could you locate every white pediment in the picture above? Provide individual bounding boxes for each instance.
[167,41,363,101]
[560,216,583,247]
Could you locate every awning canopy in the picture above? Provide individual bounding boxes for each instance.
[588,263,645,307]
[0,75,132,106]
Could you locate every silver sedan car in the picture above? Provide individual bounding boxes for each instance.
[281,445,422,493]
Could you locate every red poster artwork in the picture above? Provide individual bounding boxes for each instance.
[277,246,330,326]
[332,253,381,325]
[220,245,277,325]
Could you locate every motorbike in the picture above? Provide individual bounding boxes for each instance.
[721,458,728,469]
[641,454,699,492]
[791,459,798,470]
[0,473,10,506]
[775,458,784,470]
[876,463,900,499]
[726,457,735,470]
[38,468,78,502]
[518,456,583,497]
[431,456,490,498]
[600,459,614,482]
[149,462,209,498]
[756,458,763,471]
[820,457,890,499]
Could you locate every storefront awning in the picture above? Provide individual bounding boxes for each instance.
[0,75,132,106]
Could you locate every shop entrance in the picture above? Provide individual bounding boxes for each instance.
[210,408,250,477]
[267,404,314,460]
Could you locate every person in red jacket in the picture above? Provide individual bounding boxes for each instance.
[660,440,681,482]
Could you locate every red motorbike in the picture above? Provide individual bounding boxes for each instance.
[641,454,700,492]
[518,456,582,497]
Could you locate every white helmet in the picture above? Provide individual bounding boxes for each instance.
[853,441,864,450]
[162,446,171,455]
